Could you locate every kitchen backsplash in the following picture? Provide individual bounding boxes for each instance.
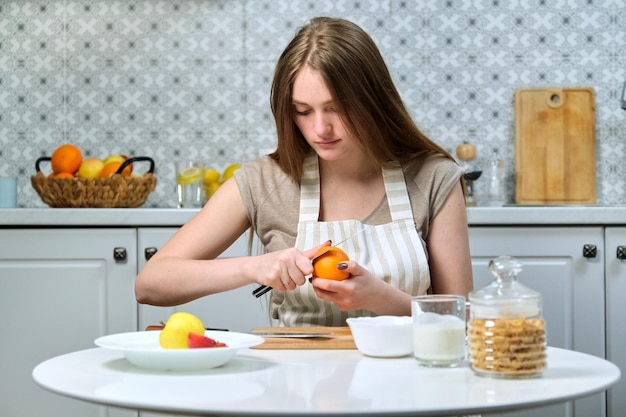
[1,0,625,208]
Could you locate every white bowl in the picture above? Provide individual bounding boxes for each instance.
[347,316,413,358]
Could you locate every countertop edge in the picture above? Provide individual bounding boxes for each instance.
[1,206,626,227]
[0,208,198,227]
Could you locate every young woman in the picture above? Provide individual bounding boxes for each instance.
[135,17,473,327]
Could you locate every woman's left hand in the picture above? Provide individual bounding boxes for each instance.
[309,261,408,314]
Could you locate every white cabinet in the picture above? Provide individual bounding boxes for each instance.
[0,226,267,417]
[0,228,137,417]
[469,227,606,417]
[605,227,626,417]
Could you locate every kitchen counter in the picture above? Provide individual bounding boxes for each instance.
[1,206,626,226]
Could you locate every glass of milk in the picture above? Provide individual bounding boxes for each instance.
[411,295,466,367]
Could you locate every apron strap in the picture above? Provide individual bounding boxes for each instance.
[299,155,321,222]
[382,162,414,222]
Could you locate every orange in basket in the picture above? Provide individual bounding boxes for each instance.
[51,172,75,178]
[99,161,131,178]
[51,144,82,175]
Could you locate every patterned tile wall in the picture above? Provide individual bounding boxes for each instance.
[1,0,625,208]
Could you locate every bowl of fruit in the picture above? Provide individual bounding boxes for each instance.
[31,143,157,208]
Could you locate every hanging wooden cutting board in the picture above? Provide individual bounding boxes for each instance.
[515,87,596,204]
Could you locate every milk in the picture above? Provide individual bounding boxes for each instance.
[413,312,466,365]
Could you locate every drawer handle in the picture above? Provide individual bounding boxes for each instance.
[582,244,597,258]
[113,247,127,262]
[617,246,626,260]
[145,247,158,261]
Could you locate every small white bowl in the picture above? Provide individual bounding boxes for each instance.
[347,316,413,358]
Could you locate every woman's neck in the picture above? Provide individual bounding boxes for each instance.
[318,155,380,183]
[317,156,385,222]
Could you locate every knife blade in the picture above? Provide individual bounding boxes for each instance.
[252,332,334,338]
[252,226,367,298]
[310,225,367,262]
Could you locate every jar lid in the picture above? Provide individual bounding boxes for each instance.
[469,256,542,318]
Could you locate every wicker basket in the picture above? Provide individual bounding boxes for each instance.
[31,156,157,208]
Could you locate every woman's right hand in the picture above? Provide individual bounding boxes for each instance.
[251,242,330,292]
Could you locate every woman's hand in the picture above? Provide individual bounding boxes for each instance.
[253,242,330,292]
[309,261,411,315]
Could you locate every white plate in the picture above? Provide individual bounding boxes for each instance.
[95,330,264,371]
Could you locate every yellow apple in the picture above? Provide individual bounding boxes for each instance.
[159,312,206,349]
[102,154,125,166]
[77,158,104,178]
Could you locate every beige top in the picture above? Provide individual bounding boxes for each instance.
[235,153,463,255]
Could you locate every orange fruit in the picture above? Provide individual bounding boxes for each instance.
[312,246,350,280]
[99,161,131,178]
[51,144,82,174]
[51,172,75,178]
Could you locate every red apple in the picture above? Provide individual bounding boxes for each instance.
[187,332,227,348]
[121,155,133,173]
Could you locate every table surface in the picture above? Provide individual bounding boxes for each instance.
[33,346,620,417]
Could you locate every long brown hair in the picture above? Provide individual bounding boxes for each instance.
[270,17,454,181]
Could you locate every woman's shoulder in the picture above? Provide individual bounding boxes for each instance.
[235,156,299,206]
[238,156,294,186]
[401,153,463,223]
[235,155,300,250]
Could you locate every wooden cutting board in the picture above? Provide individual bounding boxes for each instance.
[250,327,356,350]
[515,87,596,204]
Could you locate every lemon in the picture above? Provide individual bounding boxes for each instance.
[177,166,202,185]
[203,168,220,186]
[204,181,221,199]
[222,163,242,183]
[159,312,205,349]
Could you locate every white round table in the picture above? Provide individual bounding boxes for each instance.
[33,346,620,417]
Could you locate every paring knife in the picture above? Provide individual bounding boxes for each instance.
[252,226,367,298]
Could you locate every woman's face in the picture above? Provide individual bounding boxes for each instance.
[291,66,359,162]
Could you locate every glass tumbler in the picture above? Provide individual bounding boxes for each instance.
[175,160,204,208]
[411,294,467,367]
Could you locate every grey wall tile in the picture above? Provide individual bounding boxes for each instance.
[0,0,624,208]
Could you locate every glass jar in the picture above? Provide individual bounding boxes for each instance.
[483,148,506,207]
[467,256,547,378]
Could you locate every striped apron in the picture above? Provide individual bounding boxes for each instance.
[271,155,430,327]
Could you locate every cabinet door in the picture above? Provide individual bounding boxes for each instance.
[0,228,137,417]
[605,227,626,417]
[137,228,274,333]
[469,226,606,417]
